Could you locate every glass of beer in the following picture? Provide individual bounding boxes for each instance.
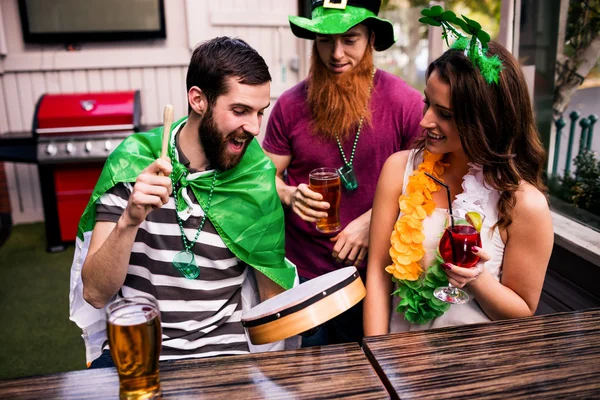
[106,296,162,400]
[309,167,342,233]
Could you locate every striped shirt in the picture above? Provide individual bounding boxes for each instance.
[95,136,249,360]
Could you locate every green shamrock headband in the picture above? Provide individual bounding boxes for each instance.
[419,6,503,84]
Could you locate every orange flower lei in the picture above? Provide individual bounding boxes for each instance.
[385,150,445,281]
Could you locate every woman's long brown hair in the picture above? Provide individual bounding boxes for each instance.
[415,41,547,230]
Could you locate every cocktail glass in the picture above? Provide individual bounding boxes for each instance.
[433,210,484,304]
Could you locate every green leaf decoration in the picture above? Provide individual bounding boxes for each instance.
[454,18,471,34]
[429,5,444,17]
[392,256,451,324]
[462,14,481,30]
[392,285,407,297]
[441,10,457,23]
[419,16,441,27]
[405,279,422,290]
[421,8,433,17]
[427,263,441,279]
[477,30,491,47]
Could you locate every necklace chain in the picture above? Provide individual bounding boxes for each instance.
[172,172,218,252]
[335,67,376,167]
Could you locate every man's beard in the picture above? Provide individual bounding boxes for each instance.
[198,107,252,171]
[307,44,374,141]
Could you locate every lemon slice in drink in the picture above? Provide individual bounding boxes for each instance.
[465,211,483,232]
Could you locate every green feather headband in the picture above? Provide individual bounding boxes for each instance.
[419,6,503,84]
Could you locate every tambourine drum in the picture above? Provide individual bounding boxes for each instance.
[242,266,366,345]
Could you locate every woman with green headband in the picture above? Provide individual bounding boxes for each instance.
[364,9,553,335]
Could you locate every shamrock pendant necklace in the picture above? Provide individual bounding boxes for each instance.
[335,120,363,191]
[171,171,218,279]
[335,67,376,191]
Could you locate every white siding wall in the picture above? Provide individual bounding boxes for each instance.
[0,0,300,225]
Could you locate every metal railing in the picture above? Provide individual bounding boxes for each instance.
[553,112,599,176]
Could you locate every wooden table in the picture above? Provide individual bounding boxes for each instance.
[363,308,600,399]
[0,343,388,399]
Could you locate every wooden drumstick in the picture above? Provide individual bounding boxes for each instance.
[158,104,174,176]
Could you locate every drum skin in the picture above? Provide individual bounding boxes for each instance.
[242,267,366,345]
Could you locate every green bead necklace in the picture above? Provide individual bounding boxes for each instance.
[335,67,376,191]
[335,119,363,191]
[171,171,218,279]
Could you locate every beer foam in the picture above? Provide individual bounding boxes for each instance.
[108,304,158,326]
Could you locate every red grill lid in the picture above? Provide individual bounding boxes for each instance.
[35,91,140,135]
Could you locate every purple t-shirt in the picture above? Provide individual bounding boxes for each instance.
[262,69,423,279]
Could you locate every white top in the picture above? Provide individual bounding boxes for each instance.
[390,149,506,332]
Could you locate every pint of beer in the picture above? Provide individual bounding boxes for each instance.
[309,167,342,233]
[106,296,162,400]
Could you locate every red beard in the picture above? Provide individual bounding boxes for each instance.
[306,44,374,141]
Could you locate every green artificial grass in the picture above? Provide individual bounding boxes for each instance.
[0,223,86,379]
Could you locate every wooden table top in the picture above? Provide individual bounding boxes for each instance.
[363,308,600,400]
[0,343,388,399]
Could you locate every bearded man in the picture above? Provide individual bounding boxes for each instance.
[262,0,422,347]
[69,37,297,368]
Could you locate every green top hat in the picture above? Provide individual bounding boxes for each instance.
[289,0,396,51]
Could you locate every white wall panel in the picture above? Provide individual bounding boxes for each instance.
[169,67,186,119]
[128,68,144,92]
[20,164,42,223]
[4,163,43,224]
[72,70,88,93]
[115,70,130,91]
[58,71,75,93]
[0,77,9,134]
[0,0,8,56]
[100,69,117,92]
[86,70,103,92]
[4,163,22,219]
[141,68,160,126]
[15,73,34,129]
[44,71,60,94]
[2,73,23,132]
[29,72,47,101]
[155,67,172,118]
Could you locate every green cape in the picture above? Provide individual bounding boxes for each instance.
[77,117,296,290]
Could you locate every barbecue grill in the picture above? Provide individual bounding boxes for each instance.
[34,91,141,251]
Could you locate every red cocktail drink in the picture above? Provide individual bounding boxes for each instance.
[439,225,481,268]
[434,210,485,305]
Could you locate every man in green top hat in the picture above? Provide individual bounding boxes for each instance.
[69,37,297,367]
[262,0,422,347]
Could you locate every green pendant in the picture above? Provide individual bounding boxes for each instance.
[172,250,200,279]
[338,164,358,191]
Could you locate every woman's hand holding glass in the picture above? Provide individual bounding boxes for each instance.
[441,245,492,288]
[434,210,488,304]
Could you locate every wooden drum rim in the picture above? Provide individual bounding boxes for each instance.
[242,269,366,345]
